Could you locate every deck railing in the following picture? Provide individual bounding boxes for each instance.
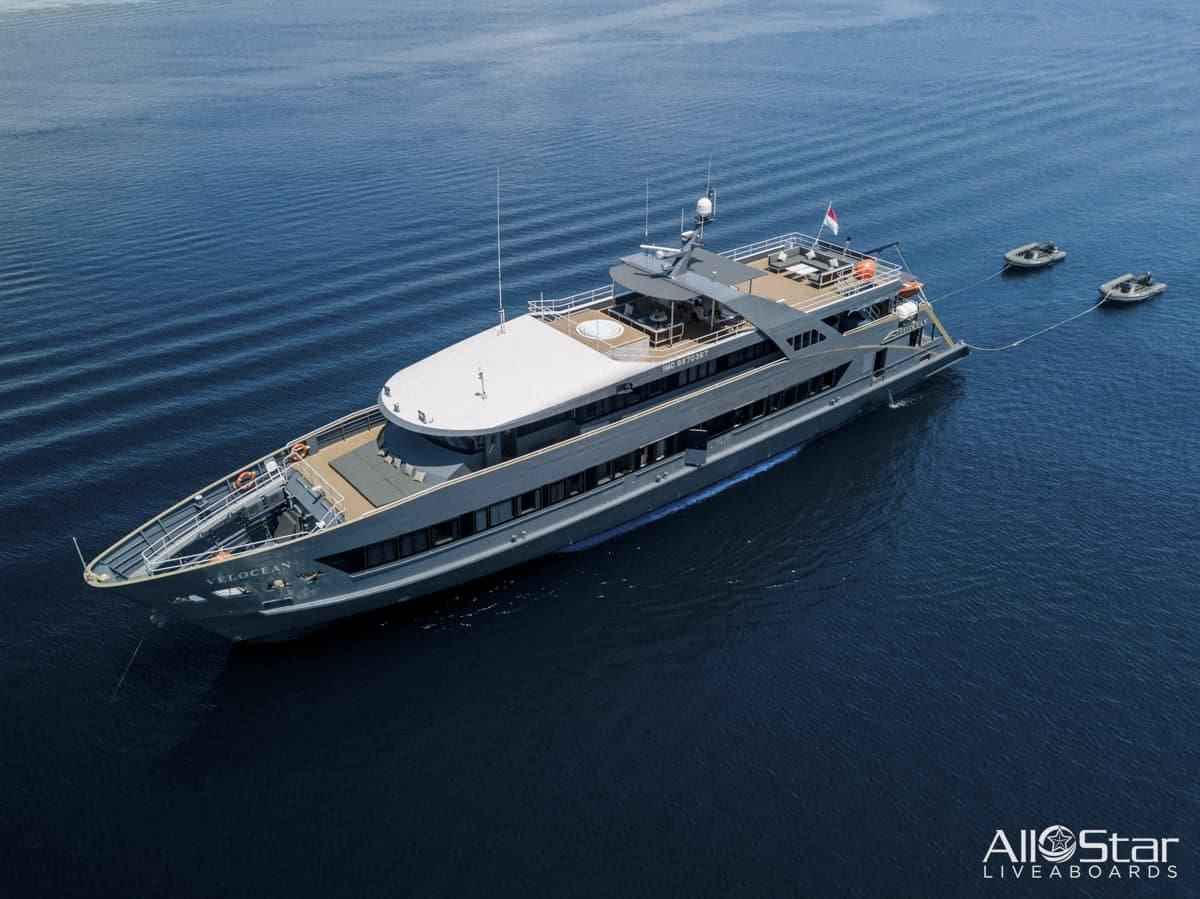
[527,284,614,318]
[722,231,882,263]
[139,448,350,575]
[139,463,288,572]
[289,457,347,522]
[146,533,306,575]
[305,406,387,448]
[608,318,756,361]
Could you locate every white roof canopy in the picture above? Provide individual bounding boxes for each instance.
[379,314,655,436]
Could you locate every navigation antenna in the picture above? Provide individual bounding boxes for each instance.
[644,178,649,240]
[694,155,717,241]
[496,169,507,335]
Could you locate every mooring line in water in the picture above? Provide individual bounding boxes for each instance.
[924,265,1010,305]
[894,243,1011,307]
[892,248,1108,351]
[964,297,1108,352]
[110,638,144,703]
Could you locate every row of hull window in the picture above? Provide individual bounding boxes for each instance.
[318,360,851,575]
[787,329,827,352]
[574,338,779,424]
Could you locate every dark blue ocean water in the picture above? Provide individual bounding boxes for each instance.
[2,0,1198,895]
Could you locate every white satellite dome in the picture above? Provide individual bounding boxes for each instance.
[696,196,714,218]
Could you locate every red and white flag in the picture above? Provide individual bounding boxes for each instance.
[823,204,839,236]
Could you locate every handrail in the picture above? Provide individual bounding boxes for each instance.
[528,284,614,317]
[290,457,347,523]
[722,231,882,263]
[722,232,807,262]
[305,406,386,448]
[609,319,755,360]
[140,454,348,574]
[140,464,288,570]
[147,532,309,575]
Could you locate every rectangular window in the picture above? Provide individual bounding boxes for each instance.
[458,512,478,538]
[488,499,515,527]
[595,461,613,485]
[365,538,399,568]
[704,411,737,437]
[473,509,488,533]
[399,529,429,558]
[653,439,668,461]
[316,548,367,574]
[517,489,540,516]
[431,519,458,547]
[568,473,585,496]
[547,480,567,504]
[614,453,635,477]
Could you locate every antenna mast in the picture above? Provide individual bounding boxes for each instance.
[496,169,506,334]
[644,178,649,240]
[692,155,717,243]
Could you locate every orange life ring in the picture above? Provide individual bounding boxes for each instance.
[289,442,310,461]
[210,550,233,563]
[854,258,877,281]
[234,470,255,491]
[898,281,924,298]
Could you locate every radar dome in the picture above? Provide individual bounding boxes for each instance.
[696,196,714,218]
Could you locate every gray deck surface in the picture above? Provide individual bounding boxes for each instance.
[330,443,428,508]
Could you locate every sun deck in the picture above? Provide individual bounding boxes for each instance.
[295,424,383,521]
[735,256,877,312]
[530,232,902,362]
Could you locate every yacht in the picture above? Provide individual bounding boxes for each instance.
[85,191,970,640]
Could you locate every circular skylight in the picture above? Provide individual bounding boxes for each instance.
[576,319,624,341]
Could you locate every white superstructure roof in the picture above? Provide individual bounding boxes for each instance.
[379,314,656,436]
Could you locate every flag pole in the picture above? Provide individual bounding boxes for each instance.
[812,199,832,248]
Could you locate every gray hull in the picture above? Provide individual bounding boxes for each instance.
[109,344,967,641]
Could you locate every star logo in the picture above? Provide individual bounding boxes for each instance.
[1038,825,1077,863]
